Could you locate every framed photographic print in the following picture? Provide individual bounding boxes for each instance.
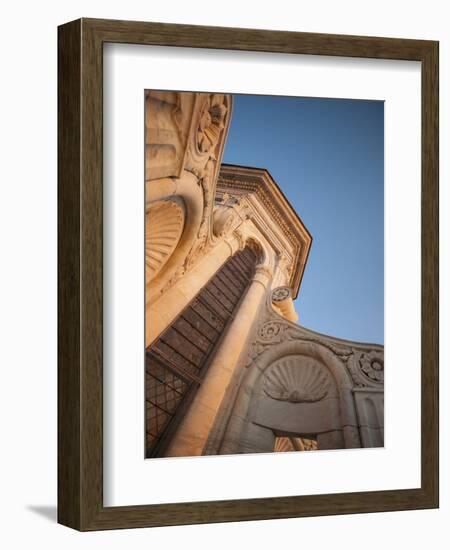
[58,18,439,530]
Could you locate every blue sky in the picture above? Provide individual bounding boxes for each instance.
[222,94,384,345]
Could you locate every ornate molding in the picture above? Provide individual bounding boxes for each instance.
[181,95,233,274]
[197,96,228,154]
[246,312,383,391]
[254,320,353,360]
[212,197,252,248]
[219,175,301,250]
[217,166,312,299]
[148,93,233,295]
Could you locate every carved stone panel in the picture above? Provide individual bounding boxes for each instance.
[145,91,195,180]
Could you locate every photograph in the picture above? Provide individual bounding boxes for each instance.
[144,90,384,459]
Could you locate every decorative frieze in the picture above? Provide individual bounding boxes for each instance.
[217,166,312,298]
[246,305,383,392]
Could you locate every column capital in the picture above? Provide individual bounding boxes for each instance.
[224,229,246,256]
[253,264,273,288]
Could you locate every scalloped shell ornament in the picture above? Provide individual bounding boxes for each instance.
[263,356,330,403]
[146,200,185,283]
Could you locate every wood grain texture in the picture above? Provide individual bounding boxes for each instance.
[57,18,439,531]
[420,41,439,506]
[57,19,82,529]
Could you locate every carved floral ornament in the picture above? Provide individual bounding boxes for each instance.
[253,320,384,389]
[258,321,285,343]
[359,350,384,383]
[272,286,292,303]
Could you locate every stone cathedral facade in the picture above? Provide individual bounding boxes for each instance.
[145,91,384,459]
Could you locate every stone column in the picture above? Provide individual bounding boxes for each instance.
[164,264,273,457]
[146,232,242,347]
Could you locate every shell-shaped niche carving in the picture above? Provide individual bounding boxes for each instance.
[263,356,333,403]
[146,199,185,284]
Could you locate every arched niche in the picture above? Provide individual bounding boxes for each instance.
[145,170,204,304]
[237,222,277,276]
[219,338,361,455]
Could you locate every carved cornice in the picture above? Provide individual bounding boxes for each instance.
[216,164,312,298]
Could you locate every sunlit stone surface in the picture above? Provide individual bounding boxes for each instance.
[145,91,384,458]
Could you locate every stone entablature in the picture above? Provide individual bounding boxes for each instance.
[216,164,312,299]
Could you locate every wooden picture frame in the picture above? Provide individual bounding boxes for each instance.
[58,18,439,531]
